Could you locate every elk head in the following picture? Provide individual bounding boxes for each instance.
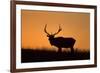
[44,24,62,39]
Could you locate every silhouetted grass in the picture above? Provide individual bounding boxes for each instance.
[21,48,90,63]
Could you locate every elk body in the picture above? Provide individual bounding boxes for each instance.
[44,24,76,53]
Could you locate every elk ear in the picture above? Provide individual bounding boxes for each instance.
[47,34,49,37]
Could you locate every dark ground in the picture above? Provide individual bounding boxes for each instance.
[21,48,90,63]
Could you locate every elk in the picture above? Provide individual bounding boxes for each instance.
[44,24,76,53]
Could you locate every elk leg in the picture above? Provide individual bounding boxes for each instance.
[58,47,62,52]
[71,47,74,53]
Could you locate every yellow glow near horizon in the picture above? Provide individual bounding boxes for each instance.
[21,10,90,51]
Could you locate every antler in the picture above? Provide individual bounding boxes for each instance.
[53,24,62,35]
[44,24,50,35]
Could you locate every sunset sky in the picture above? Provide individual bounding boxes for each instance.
[21,10,90,51]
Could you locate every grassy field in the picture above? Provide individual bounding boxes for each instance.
[21,48,90,63]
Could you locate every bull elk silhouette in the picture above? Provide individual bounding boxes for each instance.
[44,24,76,53]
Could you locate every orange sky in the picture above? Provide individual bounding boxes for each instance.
[21,10,90,51]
